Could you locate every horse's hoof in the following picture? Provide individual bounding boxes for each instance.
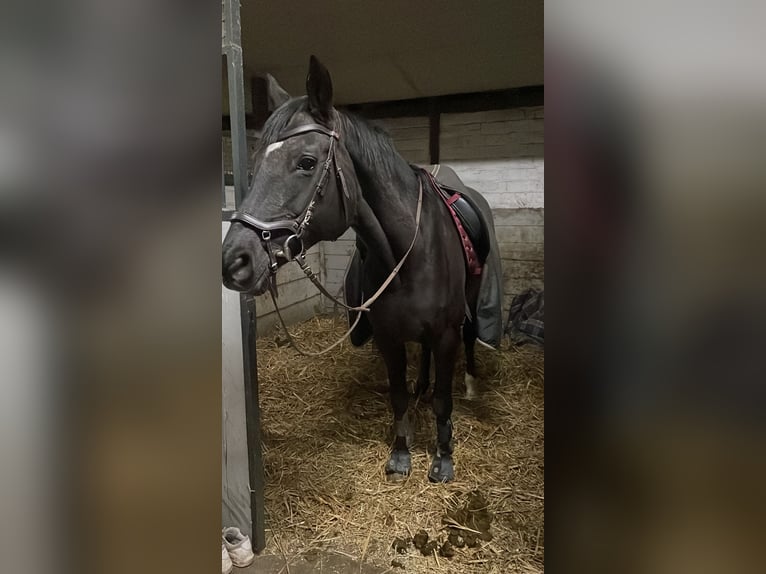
[428,455,455,483]
[385,449,411,479]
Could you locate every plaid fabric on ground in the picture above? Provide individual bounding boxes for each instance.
[506,288,544,345]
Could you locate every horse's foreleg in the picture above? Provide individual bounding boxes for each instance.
[415,344,431,397]
[429,328,460,483]
[463,318,479,399]
[379,339,412,480]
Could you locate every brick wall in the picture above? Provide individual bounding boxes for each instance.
[493,208,544,312]
[374,116,431,165]
[440,107,544,209]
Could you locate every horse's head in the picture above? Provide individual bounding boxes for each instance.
[222,56,360,294]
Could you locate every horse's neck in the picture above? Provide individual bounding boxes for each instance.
[338,115,422,276]
[353,198,399,274]
[352,166,421,273]
[349,156,420,252]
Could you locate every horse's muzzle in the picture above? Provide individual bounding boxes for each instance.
[222,243,272,295]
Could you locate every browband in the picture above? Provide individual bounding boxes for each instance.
[277,123,339,142]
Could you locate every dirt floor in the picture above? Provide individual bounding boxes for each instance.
[256,315,544,573]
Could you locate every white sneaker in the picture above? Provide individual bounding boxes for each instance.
[222,543,233,574]
[222,527,255,568]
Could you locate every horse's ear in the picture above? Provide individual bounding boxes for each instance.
[265,74,291,111]
[306,55,333,123]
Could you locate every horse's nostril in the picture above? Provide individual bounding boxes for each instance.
[233,255,248,270]
[225,253,252,282]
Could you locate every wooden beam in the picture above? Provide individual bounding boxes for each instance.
[343,85,543,119]
[429,100,440,164]
[223,85,544,131]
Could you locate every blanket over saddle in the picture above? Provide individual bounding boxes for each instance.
[343,164,504,349]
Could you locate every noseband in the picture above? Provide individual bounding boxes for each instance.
[229,123,345,271]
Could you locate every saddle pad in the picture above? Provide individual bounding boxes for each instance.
[424,170,482,276]
[445,190,491,264]
[428,166,491,265]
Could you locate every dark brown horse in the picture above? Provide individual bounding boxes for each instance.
[222,56,486,482]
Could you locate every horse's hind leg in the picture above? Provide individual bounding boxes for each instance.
[415,344,431,397]
[463,276,481,399]
[378,339,412,480]
[428,328,461,483]
[463,318,479,399]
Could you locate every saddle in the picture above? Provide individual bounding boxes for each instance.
[424,165,491,269]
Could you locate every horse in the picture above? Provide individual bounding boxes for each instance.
[222,56,488,482]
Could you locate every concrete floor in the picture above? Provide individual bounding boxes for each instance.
[239,552,387,574]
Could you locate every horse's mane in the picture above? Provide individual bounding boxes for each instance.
[259,96,413,181]
[336,112,412,180]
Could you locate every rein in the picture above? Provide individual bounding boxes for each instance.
[230,121,424,356]
[272,180,422,357]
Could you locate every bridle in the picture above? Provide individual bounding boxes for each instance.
[229,121,365,312]
[228,119,424,356]
[229,122,345,273]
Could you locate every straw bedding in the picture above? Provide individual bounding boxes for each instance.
[256,315,544,573]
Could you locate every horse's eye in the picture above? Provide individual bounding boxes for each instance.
[297,156,317,171]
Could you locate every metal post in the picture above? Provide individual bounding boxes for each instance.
[239,295,266,551]
[222,0,265,553]
[223,0,249,208]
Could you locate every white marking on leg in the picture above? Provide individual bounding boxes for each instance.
[265,141,284,156]
[465,373,478,400]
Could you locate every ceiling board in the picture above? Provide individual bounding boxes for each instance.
[237,0,543,105]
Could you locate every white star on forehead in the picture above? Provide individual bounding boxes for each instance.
[265,141,284,156]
